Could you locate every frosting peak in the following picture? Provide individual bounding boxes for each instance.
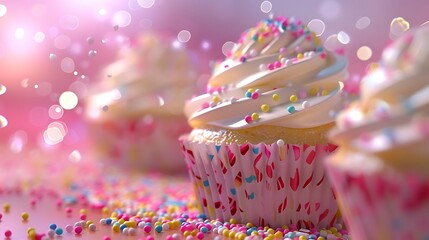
[185,17,348,130]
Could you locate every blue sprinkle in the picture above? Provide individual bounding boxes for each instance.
[200,226,208,233]
[245,91,252,98]
[209,154,214,161]
[49,223,57,230]
[287,106,296,113]
[215,145,221,152]
[197,213,207,220]
[230,188,236,195]
[55,228,63,235]
[203,180,209,187]
[120,224,127,231]
[155,225,163,233]
[105,218,112,225]
[316,46,324,52]
[285,232,296,238]
[252,147,259,154]
[248,192,255,199]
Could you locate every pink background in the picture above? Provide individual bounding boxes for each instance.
[0,0,427,157]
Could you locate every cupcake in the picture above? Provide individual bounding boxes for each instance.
[85,33,197,173]
[180,16,348,228]
[326,25,429,239]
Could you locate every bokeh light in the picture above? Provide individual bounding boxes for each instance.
[177,30,191,43]
[390,17,410,39]
[54,35,71,49]
[59,91,78,110]
[356,16,371,29]
[308,19,325,36]
[337,31,350,44]
[15,28,25,39]
[260,1,272,13]
[69,150,82,163]
[48,105,64,119]
[0,115,8,128]
[324,34,341,51]
[138,0,155,8]
[0,84,6,95]
[222,41,235,56]
[33,32,46,43]
[59,15,79,30]
[9,130,27,153]
[0,4,7,17]
[61,57,75,73]
[43,121,67,145]
[357,46,372,61]
[112,10,132,28]
[320,0,340,20]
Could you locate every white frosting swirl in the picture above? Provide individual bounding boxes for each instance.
[333,25,429,156]
[185,17,347,129]
[86,33,197,121]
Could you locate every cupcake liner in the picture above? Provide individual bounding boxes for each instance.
[180,138,340,228]
[88,117,190,173]
[326,161,429,239]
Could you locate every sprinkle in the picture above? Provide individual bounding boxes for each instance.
[309,88,319,96]
[155,225,163,233]
[302,101,310,109]
[74,226,83,234]
[261,104,270,112]
[321,90,329,96]
[65,224,73,233]
[230,97,238,103]
[267,63,275,70]
[251,113,259,121]
[289,95,298,103]
[297,53,304,59]
[287,106,296,113]
[4,230,12,238]
[21,212,29,221]
[48,229,55,238]
[251,92,259,99]
[3,203,10,212]
[320,52,327,59]
[272,94,279,102]
[49,223,57,230]
[244,115,252,123]
[55,228,63,235]
[245,91,252,98]
[259,64,267,71]
[274,61,282,68]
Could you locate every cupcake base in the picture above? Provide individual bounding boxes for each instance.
[326,157,429,239]
[180,138,340,228]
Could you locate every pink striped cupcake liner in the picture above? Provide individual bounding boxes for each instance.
[180,138,340,228]
[326,162,429,239]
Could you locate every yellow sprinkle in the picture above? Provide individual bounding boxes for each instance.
[309,88,319,96]
[230,218,237,224]
[274,231,283,238]
[118,219,125,224]
[125,221,136,228]
[299,236,308,240]
[247,88,255,93]
[236,232,246,240]
[258,36,264,42]
[368,62,379,72]
[28,229,36,238]
[264,235,274,240]
[22,212,29,221]
[312,32,321,45]
[184,231,191,237]
[191,229,198,236]
[290,94,298,103]
[282,225,289,229]
[321,90,329,96]
[229,231,236,238]
[246,222,254,228]
[86,220,93,227]
[272,94,279,102]
[251,113,259,121]
[212,95,220,103]
[110,212,118,218]
[102,207,109,215]
[251,231,259,236]
[297,53,304,59]
[3,203,10,212]
[266,228,275,234]
[112,224,120,232]
[317,237,325,240]
[278,54,283,60]
[261,104,270,112]
[223,229,230,237]
[154,221,162,226]
[80,209,87,214]
[27,227,36,234]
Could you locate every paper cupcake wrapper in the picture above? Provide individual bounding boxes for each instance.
[180,139,340,228]
[89,118,190,172]
[326,161,429,239]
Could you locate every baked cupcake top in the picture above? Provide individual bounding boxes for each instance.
[185,16,348,130]
[332,25,429,172]
[86,33,197,121]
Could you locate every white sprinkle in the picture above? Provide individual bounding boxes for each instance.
[47,229,55,238]
[209,101,217,107]
[230,97,238,103]
[302,101,310,108]
[100,218,107,225]
[89,223,96,231]
[259,64,267,71]
[128,228,137,236]
[276,139,285,146]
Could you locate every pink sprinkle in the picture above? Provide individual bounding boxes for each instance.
[0,213,2,220]
[292,32,298,38]
[279,48,286,53]
[274,61,281,68]
[320,52,327,59]
[251,92,259,99]
[30,199,37,207]
[296,20,302,25]
[201,102,210,110]
[244,115,252,124]
[74,226,83,234]
[65,207,72,214]
[196,232,205,239]
[65,225,73,233]
[335,48,345,55]
[56,199,62,208]
[297,29,304,36]
[306,35,312,41]
[166,235,174,240]
[103,237,111,240]
[224,64,229,68]
[143,225,152,233]
[267,63,275,70]
[146,236,155,240]
[4,230,12,237]
[80,214,87,220]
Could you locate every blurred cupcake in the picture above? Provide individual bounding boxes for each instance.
[326,25,429,239]
[180,16,348,228]
[86,33,197,173]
